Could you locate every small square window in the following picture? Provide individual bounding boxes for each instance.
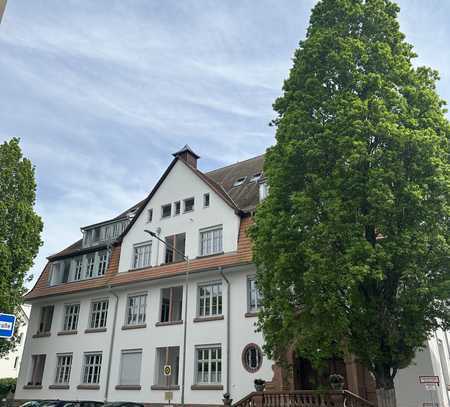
[162,204,171,218]
[174,201,181,215]
[203,193,210,208]
[184,197,195,212]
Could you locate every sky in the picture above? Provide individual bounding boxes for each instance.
[1,0,450,288]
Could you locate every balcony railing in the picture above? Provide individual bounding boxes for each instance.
[231,390,374,407]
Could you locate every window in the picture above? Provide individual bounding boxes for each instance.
[196,346,221,384]
[28,354,46,386]
[183,197,195,212]
[126,294,147,326]
[155,347,180,386]
[63,303,80,331]
[82,352,102,384]
[119,349,142,386]
[200,227,223,256]
[198,282,222,317]
[133,242,152,269]
[247,276,262,313]
[160,287,183,323]
[55,354,72,384]
[49,262,63,286]
[74,257,83,281]
[162,204,171,218]
[62,261,70,283]
[89,300,108,329]
[242,344,263,373]
[250,173,262,183]
[203,193,210,208]
[165,233,186,264]
[14,357,19,369]
[233,177,246,187]
[98,251,108,276]
[38,305,54,334]
[259,182,268,201]
[174,201,181,215]
[147,208,153,223]
[85,255,95,278]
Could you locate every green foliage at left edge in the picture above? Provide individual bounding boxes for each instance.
[0,138,43,357]
[0,377,17,396]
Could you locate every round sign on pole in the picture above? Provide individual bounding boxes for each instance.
[163,365,172,376]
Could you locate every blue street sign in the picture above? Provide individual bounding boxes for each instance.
[0,313,16,339]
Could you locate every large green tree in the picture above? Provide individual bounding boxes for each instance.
[0,138,42,356]
[250,1,450,405]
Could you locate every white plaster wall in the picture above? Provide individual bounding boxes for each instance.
[118,160,241,273]
[16,266,272,405]
[0,305,31,379]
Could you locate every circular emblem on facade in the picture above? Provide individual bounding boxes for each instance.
[242,343,263,373]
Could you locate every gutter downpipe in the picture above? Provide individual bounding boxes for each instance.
[219,267,231,396]
[104,285,119,403]
[180,257,190,407]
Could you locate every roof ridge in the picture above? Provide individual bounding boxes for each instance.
[205,153,265,175]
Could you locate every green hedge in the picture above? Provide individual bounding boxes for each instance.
[0,377,16,397]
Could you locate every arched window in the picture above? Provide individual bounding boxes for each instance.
[242,343,263,373]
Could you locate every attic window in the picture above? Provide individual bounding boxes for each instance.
[233,177,247,187]
[162,204,171,218]
[250,173,262,183]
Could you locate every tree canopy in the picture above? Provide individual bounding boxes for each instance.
[0,138,42,356]
[250,0,450,403]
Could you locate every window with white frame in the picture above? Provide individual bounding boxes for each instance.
[203,193,210,208]
[89,300,108,329]
[28,354,46,386]
[54,353,72,385]
[200,226,223,256]
[198,282,222,317]
[183,197,195,212]
[155,347,180,386]
[126,294,147,326]
[74,257,83,281]
[37,305,54,334]
[160,286,183,323]
[174,201,181,215]
[247,276,262,313]
[119,349,142,386]
[161,204,171,218]
[133,242,152,269]
[259,182,268,201]
[195,346,222,384]
[82,352,102,384]
[63,303,80,331]
[98,251,108,276]
[85,255,95,278]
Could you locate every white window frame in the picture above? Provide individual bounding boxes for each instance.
[98,251,108,276]
[199,226,223,257]
[247,275,262,313]
[132,241,152,269]
[174,201,181,215]
[119,349,142,386]
[89,299,109,329]
[154,346,180,386]
[195,345,222,385]
[28,354,46,386]
[126,293,147,326]
[85,255,95,278]
[161,204,172,219]
[82,352,102,384]
[73,257,83,281]
[54,353,72,385]
[63,303,80,331]
[183,197,195,213]
[197,281,223,317]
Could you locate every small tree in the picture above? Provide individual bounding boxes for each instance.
[0,138,42,357]
[250,1,450,406]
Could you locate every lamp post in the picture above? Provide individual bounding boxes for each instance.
[144,229,190,407]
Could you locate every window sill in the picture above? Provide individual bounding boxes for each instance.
[196,252,224,259]
[49,384,69,389]
[57,330,78,336]
[151,385,180,391]
[245,312,258,318]
[193,315,224,323]
[155,320,183,327]
[77,384,100,390]
[121,324,147,330]
[191,384,223,391]
[23,385,42,390]
[85,327,107,333]
[115,385,141,390]
[32,332,51,338]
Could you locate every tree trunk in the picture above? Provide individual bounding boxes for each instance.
[376,387,397,407]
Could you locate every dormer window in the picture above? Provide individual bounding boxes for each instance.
[161,204,171,218]
[250,173,262,183]
[233,177,246,187]
[259,182,269,201]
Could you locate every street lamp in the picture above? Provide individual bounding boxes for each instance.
[144,229,190,407]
